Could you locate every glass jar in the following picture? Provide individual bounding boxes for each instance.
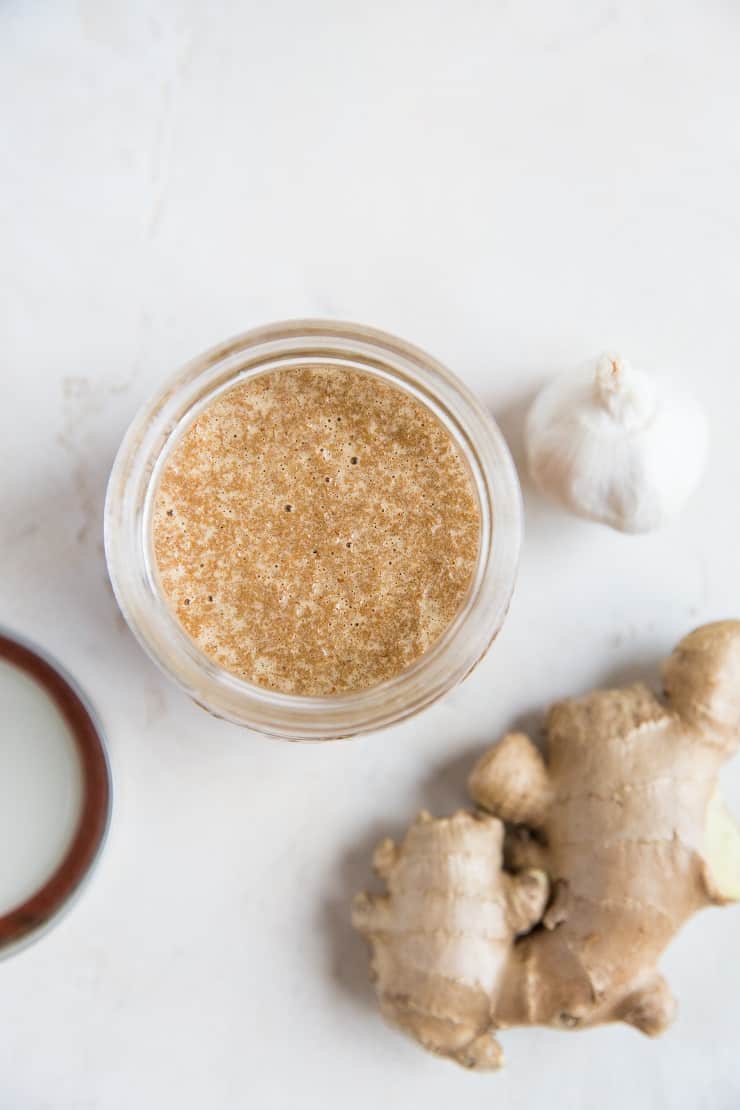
[104,321,522,740]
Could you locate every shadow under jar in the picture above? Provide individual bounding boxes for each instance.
[105,321,522,740]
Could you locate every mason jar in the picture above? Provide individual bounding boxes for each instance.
[104,320,522,740]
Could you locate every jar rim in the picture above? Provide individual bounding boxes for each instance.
[104,320,522,740]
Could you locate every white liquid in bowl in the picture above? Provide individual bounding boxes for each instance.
[0,658,84,916]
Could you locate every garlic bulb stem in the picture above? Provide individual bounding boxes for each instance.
[593,354,657,431]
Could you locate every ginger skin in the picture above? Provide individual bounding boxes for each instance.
[352,811,548,1069]
[353,621,740,1068]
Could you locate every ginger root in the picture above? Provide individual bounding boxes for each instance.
[352,810,548,1069]
[352,621,740,1068]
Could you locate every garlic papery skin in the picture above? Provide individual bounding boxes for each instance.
[525,355,708,533]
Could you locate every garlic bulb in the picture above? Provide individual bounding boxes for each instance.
[525,355,708,533]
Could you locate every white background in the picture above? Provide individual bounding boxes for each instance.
[1,2,739,1107]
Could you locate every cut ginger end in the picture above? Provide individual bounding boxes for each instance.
[705,791,740,903]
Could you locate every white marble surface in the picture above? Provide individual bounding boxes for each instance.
[1,2,739,1107]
